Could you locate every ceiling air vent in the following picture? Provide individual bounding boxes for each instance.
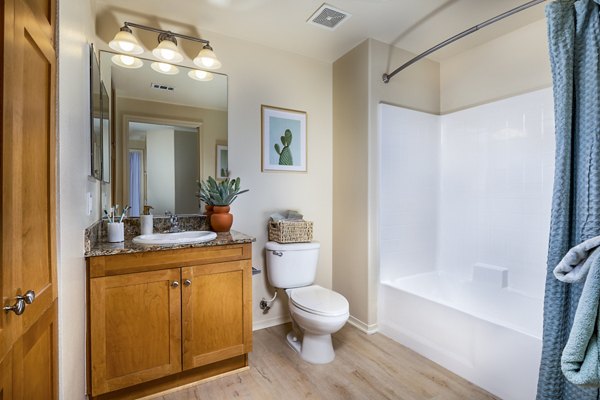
[150,83,175,92]
[307,3,351,30]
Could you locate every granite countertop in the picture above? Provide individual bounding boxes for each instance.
[84,215,255,258]
[85,230,255,258]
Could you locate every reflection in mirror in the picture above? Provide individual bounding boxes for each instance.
[127,121,200,216]
[101,82,110,183]
[90,46,103,180]
[99,50,228,216]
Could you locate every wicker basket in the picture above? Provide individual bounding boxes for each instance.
[268,220,313,243]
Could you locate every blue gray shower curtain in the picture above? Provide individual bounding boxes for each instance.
[537,0,600,399]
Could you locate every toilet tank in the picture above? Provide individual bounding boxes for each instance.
[265,241,320,288]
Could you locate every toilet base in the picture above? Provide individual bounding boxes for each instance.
[286,330,335,364]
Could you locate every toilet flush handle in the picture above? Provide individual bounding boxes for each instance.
[272,251,283,257]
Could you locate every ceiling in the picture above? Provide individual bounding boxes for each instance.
[94,0,547,64]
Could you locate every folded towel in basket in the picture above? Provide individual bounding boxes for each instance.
[559,246,600,386]
[269,210,304,222]
[554,235,600,283]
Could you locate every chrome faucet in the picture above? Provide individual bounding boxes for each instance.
[165,211,180,233]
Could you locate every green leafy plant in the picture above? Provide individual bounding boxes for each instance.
[197,176,248,206]
[274,129,293,165]
[196,179,214,206]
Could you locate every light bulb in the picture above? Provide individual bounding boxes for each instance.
[151,62,179,75]
[159,49,175,61]
[121,55,134,66]
[193,46,221,70]
[109,28,144,55]
[119,41,134,52]
[187,69,213,81]
[111,54,143,69]
[152,39,183,63]
[200,57,214,68]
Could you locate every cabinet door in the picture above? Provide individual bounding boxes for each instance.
[90,268,182,396]
[182,260,252,370]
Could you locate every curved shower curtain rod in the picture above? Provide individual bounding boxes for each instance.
[382,0,547,83]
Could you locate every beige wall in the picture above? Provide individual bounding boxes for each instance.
[57,0,97,398]
[333,39,440,330]
[333,41,370,326]
[216,32,333,329]
[113,97,227,209]
[440,18,551,113]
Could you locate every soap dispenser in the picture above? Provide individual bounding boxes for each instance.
[140,205,153,235]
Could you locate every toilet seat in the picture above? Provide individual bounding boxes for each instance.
[288,285,349,317]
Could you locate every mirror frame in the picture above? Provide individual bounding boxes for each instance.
[89,44,103,180]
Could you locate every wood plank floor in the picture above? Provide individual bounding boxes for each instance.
[150,323,497,400]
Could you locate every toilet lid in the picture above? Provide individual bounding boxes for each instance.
[289,285,349,317]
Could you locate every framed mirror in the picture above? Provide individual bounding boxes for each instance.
[99,50,228,216]
[90,45,103,180]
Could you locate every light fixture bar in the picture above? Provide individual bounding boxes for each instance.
[123,22,211,46]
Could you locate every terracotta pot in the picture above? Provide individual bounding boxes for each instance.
[204,205,214,218]
[211,205,233,232]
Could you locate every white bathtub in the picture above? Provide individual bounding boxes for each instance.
[378,272,543,400]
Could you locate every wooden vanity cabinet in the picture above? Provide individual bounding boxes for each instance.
[87,243,252,399]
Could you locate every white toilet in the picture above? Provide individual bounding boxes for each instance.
[265,241,349,364]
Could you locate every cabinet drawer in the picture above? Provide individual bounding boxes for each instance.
[88,243,251,278]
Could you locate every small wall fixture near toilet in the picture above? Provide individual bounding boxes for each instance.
[265,241,349,364]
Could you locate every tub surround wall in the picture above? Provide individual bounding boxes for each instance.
[379,105,439,282]
[438,88,554,296]
[380,88,554,298]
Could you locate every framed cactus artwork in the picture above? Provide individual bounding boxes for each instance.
[261,105,307,172]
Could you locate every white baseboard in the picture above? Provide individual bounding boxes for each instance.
[252,315,291,331]
[253,314,377,334]
[347,315,378,335]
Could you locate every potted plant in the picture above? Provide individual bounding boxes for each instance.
[198,176,248,232]
[196,180,215,218]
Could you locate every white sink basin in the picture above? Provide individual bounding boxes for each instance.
[132,231,217,245]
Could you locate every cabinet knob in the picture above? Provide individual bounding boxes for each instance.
[184,279,192,287]
[3,298,25,315]
[20,290,35,304]
[171,281,179,288]
[3,290,35,315]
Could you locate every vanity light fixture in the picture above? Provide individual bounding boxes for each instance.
[151,62,179,75]
[109,22,222,70]
[109,26,144,54]
[193,44,221,70]
[111,54,143,69]
[187,69,213,81]
[152,33,184,63]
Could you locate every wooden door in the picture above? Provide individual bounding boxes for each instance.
[181,260,252,370]
[1,0,57,398]
[89,268,182,396]
[0,351,13,400]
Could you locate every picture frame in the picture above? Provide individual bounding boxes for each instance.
[216,142,229,180]
[261,105,307,172]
